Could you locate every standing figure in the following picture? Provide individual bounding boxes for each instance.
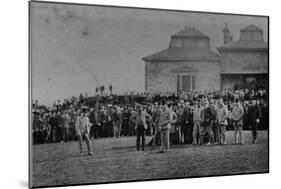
[247,99,261,144]
[75,109,93,155]
[200,100,216,145]
[57,111,64,143]
[130,105,152,151]
[100,107,111,138]
[43,113,51,143]
[216,98,229,145]
[159,102,175,153]
[169,107,178,144]
[176,104,184,144]
[112,107,123,138]
[151,103,162,145]
[49,111,58,143]
[88,108,96,139]
[62,111,71,142]
[231,99,244,144]
[209,99,218,143]
[32,112,40,145]
[182,102,192,144]
[122,107,131,136]
[193,101,203,145]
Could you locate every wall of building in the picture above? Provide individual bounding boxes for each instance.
[145,61,221,93]
[219,50,268,74]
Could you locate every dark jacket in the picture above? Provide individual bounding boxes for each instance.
[247,104,261,122]
[49,116,59,130]
[202,106,216,126]
[182,107,192,126]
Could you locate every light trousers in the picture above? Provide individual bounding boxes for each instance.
[160,128,170,151]
[78,132,92,153]
[218,124,227,144]
[234,123,243,144]
[193,121,201,144]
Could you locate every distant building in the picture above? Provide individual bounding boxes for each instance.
[217,24,268,91]
[142,26,221,93]
[142,24,268,93]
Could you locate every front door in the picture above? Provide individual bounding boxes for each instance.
[182,76,191,91]
[177,74,195,92]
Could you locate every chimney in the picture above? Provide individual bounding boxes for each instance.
[223,22,232,44]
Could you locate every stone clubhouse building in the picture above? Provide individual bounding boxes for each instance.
[142,24,268,93]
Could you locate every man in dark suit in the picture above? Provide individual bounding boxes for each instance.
[49,111,59,143]
[247,99,261,144]
[88,108,96,139]
[100,107,111,137]
[182,101,193,144]
[130,105,152,151]
[200,100,216,145]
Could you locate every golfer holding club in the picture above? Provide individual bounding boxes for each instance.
[130,105,152,151]
[159,102,176,153]
[75,108,93,155]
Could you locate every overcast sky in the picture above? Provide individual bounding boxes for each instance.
[30,2,268,105]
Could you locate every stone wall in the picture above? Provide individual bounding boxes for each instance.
[219,50,268,74]
[145,61,221,93]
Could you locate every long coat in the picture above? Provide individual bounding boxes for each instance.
[231,105,244,125]
[247,104,261,122]
[130,110,152,129]
[75,116,92,136]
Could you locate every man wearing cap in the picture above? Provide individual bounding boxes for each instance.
[231,99,244,144]
[75,109,93,155]
[130,105,152,151]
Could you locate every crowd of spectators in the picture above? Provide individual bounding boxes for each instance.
[32,87,268,145]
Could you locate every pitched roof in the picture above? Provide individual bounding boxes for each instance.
[218,24,267,51]
[171,27,208,38]
[142,48,220,62]
[217,39,268,51]
[241,24,263,32]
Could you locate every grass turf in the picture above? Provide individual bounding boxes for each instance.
[32,130,268,187]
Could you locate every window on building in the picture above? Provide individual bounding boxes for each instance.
[170,38,183,48]
[183,38,194,48]
[240,31,251,41]
[177,74,196,92]
[252,31,263,41]
[196,38,209,48]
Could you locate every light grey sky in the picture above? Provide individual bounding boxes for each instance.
[30,2,268,105]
